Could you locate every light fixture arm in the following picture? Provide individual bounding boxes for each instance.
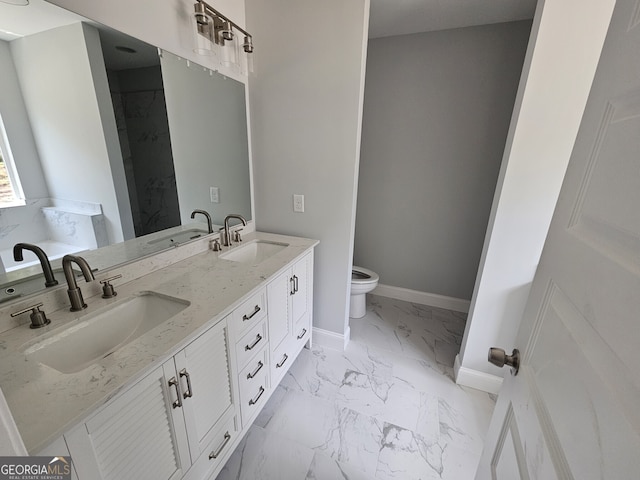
[194,0,253,52]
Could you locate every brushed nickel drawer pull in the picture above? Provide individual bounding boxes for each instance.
[297,328,307,340]
[168,376,182,409]
[179,368,193,399]
[290,277,295,295]
[209,431,231,460]
[276,353,289,368]
[293,275,299,293]
[245,333,263,351]
[249,386,265,405]
[242,305,261,321]
[247,361,264,379]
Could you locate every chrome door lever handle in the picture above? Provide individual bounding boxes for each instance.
[488,347,520,375]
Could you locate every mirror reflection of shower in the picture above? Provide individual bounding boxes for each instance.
[100,30,181,237]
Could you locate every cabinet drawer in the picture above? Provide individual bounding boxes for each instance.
[183,414,238,480]
[235,319,267,370]
[237,348,269,401]
[271,340,294,386]
[231,289,267,339]
[240,378,269,424]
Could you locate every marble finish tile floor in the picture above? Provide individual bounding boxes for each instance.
[216,295,496,480]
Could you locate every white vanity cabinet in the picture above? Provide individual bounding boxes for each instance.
[267,252,313,385]
[29,241,317,480]
[65,318,237,480]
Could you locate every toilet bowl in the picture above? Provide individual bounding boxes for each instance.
[350,266,379,318]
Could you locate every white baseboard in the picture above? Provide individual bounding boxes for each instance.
[454,354,503,394]
[313,327,349,351]
[373,284,471,313]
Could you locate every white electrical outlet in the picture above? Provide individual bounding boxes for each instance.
[293,194,305,213]
[210,187,219,203]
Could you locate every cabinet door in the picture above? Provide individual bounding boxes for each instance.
[291,253,312,326]
[266,269,291,349]
[66,361,190,480]
[37,436,79,480]
[177,319,234,462]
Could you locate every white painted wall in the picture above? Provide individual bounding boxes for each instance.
[456,0,617,391]
[10,23,127,244]
[245,0,370,342]
[355,21,531,301]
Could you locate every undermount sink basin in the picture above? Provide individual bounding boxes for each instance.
[220,240,288,264]
[24,292,190,374]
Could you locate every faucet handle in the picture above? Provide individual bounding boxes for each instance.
[11,303,51,329]
[210,238,222,252]
[232,229,243,243]
[100,274,122,299]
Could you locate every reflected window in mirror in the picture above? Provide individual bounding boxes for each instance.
[0,112,25,208]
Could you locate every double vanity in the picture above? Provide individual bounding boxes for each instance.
[0,229,317,480]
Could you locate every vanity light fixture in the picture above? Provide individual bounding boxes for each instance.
[192,0,254,72]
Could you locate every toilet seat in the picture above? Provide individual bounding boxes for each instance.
[352,266,379,285]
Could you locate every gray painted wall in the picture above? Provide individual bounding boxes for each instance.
[246,0,370,339]
[354,21,531,300]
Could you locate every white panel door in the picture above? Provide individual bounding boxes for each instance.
[477,0,640,478]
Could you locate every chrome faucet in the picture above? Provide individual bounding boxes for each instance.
[13,243,58,287]
[191,209,213,234]
[62,255,95,312]
[222,214,247,247]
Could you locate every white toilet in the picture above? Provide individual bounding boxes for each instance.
[350,266,379,318]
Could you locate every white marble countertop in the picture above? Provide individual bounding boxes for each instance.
[0,232,317,453]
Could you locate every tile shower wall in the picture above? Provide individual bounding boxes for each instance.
[108,66,181,236]
[217,295,496,479]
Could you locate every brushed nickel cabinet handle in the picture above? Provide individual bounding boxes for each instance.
[293,275,299,293]
[297,328,307,340]
[290,277,295,295]
[179,368,193,399]
[168,376,182,408]
[247,361,264,379]
[209,431,231,460]
[245,333,263,351]
[276,353,289,368]
[249,386,265,405]
[242,305,261,321]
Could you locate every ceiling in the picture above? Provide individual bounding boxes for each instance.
[0,0,158,69]
[0,0,83,41]
[369,0,538,39]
